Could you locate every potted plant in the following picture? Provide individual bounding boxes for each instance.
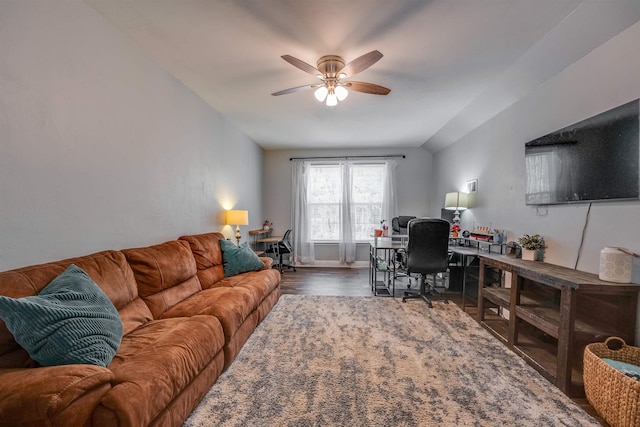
[518,234,545,261]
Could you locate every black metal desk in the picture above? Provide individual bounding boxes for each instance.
[369,237,406,296]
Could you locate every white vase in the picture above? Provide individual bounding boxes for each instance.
[599,247,632,283]
[522,249,537,261]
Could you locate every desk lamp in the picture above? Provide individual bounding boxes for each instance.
[226,210,249,245]
[444,192,468,224]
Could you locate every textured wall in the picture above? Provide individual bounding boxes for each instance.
[0,1,264,270]
[432,21,640,341]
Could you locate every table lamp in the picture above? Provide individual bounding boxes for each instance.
[226,209,249,245]
[444,192,468,224]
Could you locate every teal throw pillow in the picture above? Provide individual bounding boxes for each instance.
[220,239,265,277]
[0,264,123,367]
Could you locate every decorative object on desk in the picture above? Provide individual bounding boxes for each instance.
[374,229,383,237]
[462,229,470,238]
[470,226,494,241]
[444,192,468,224]
[450,223,461,238]
[506,241,520,257]
[226,209,249,245]
[493,229,504,244]
[262,220,271,231]
[517,234,545,261]
[599,247,635,283]
[379,219,389,237]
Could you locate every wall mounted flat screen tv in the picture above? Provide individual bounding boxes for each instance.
[525,99,639,205]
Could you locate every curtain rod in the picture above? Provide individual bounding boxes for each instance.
[289,154,405,161]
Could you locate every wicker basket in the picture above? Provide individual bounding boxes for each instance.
[584,337,640,427]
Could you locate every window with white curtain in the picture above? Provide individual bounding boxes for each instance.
[307,163,384,241]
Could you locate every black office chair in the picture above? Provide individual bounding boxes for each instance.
[266,229,296,273]
[391,215,416,282]
[402,218,451,307]
[391,216,416,236]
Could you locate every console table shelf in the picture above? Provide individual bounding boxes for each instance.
[477,254,639,397]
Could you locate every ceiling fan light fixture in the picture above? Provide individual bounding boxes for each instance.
[314,86,328,102]
[335,85,348,101]
[325,91,338,107]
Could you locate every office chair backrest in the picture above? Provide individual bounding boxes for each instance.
[392,216,416,235]
[406,218,450,274]
[279,229,293,253]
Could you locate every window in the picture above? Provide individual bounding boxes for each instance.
[525,151,555,204]
[307,163,384,241]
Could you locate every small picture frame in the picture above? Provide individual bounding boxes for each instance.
[466,179,478,193]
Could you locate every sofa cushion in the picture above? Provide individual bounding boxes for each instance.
[100,315,224,427]
[123,240,202,319]
[160,286,257,341]
[216,268,281,304]
[0,250,151,369]
[179,232,226,288]
[0,264,122,367]
[220,240,265,277]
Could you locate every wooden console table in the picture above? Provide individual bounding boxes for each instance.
[477,254,639,396]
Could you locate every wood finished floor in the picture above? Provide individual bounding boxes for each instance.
[278,266,607,426]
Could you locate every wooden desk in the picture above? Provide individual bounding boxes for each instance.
[249,228,274,255]
[477,253,640,396]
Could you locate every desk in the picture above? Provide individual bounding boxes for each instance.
[477,253,640,396]
[369,237,405,296]
[255,236,283,268]
[249,228,274,255]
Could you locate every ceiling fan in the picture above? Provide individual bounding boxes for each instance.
[271,50,391,106]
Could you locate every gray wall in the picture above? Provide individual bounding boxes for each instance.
[432,21,640,341]
[0,1,264,270]
[263,147,433,263]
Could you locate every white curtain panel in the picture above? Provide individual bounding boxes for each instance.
[291,160,315,265]
[382,159,399,229]
[338,160,356,264]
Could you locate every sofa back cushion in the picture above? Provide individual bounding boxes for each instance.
[0,250,152,369]
[178,233,225,289]
[122,240,202,319]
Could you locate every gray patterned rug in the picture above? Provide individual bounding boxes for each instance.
[184,295,599,426]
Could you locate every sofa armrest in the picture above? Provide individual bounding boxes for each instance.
[259,257,274,270]
[0,365,113,426]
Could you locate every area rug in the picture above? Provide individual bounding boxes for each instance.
[184,295,599,426]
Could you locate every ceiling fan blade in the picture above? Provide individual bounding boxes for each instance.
[271,84,317,96]
[339,50,383,77]
[281,55,320,76]
[345,81,391,95]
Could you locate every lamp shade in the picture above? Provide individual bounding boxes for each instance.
[444,192,468,210]
[226,210,249,226]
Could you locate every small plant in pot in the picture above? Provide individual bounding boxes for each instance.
[518,234,545,261]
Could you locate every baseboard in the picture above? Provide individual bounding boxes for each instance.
[295,261,369,269]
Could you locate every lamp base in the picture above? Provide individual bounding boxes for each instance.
[235,225,241,246]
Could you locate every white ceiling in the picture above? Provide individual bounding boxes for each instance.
[86,0,640,152]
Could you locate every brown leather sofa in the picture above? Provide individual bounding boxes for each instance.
[0,232,281,427]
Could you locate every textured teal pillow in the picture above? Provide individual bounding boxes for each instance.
[0,264,123,367]
[220,240,265,277]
